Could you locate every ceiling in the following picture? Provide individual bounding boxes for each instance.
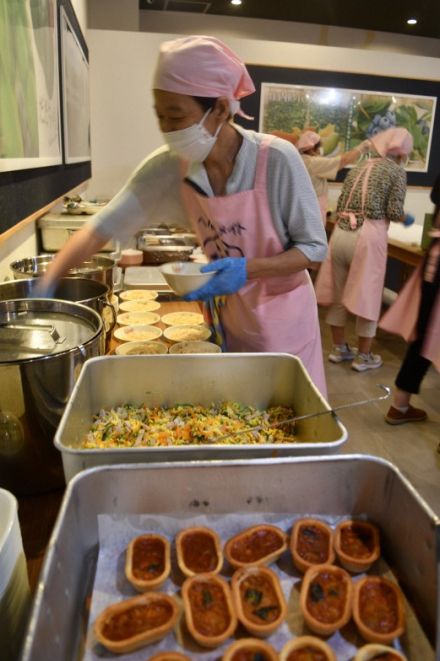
[139,0,440,40]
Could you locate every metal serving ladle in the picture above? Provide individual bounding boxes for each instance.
[211,384,391,443]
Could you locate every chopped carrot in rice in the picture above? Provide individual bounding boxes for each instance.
[82,401,297,448]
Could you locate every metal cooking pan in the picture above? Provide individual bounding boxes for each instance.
[0,299,105,496]
[10,254,117,291]
[0,278,116,340]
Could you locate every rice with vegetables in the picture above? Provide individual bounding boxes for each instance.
[82,401,297,448]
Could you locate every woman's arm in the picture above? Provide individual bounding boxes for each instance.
[247,246,316,279]
[36,224,108,293]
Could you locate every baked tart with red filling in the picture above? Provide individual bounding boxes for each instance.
[231,565,287,637]
[290,518,335,573]
[354,643,408,660]
[176,526,223,577]
[125,533,171,591]
[222,638,279,661]
[334,520,380,573]
[224,524,287,569]
[353,576,405,644]
[181,573,237,647]
[94,592,179,654]
[148,653,191,661]
[280,635,337,661]
[300,563,353,635]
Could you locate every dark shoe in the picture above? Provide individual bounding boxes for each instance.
[385,405,427,425]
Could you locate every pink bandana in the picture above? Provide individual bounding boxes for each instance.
[297,130,321,152]
[371,127,413,157]
[153,35,255,118]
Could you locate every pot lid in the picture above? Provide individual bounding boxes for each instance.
[0,299,102,363]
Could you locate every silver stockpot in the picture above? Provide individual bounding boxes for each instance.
[10,254,118,291]
[0,278,116,340]
[0,299,105,496]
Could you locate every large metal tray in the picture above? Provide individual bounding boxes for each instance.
[54,353,347,481]
[37,214,116,252]
[21,456,439,660]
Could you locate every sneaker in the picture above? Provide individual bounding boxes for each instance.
[351,352,383,372]
[328,344,357,363]
[385,405,427,425]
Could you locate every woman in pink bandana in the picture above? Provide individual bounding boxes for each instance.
[296,130,370,224]
[38,36,328,395]
[315,127,414,372]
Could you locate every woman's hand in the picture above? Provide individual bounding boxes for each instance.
[183,257,247,301]
[402,213,415,227]
[32,278,56,298]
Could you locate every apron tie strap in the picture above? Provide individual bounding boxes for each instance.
[339,211,359,230]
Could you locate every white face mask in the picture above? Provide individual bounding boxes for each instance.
[162,109,223,163]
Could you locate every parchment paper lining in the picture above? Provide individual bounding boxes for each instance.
[82,512,432,660]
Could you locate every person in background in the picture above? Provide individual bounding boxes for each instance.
[36,35,328,395]
[314,127,415,372]
[380,172,440,424]
[297,130,371,224]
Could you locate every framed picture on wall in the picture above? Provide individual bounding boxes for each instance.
[259,82,436,173]
[240,65,440,186]
[60,5,91,163]
[0,0,62,172]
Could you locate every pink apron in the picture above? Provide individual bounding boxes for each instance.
[379,263,440,372]
[180,136,327,396]
[315,159,389,322]
[318,193,328,225]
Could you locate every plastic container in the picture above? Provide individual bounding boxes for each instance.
[0,488,31,660]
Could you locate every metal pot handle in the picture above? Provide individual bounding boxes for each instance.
[102,300,117,333]
[0,322,65,344]
[112,267,123,292]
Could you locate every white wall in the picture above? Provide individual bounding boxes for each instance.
[86,29,440,227]
[88,0,138,32]
[138,10,440,59]
[70,0,88,36]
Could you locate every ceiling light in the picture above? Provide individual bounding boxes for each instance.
[231,0,242,5]
[407,18,417,25]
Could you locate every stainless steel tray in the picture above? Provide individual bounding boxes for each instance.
[54,353,347,481]
[37,214,115,252]
[21,456,439,660]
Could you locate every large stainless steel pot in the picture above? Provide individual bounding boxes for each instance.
[10,254,117,291]
[0,299,105,496]
[0,278,116,338]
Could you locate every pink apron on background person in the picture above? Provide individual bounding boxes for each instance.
[379,262,440,372]
[315,158,389,322]
[318,193,328,225]
[180,136,327,397]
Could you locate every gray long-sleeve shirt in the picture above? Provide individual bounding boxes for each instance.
[91,124,327,262]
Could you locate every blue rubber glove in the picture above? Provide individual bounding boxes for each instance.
[403,213,415,227]
[30,279,56,298]
[183,257,247,302]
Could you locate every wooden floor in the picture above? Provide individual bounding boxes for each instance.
[320,307,440,517]
[17,307,440,594]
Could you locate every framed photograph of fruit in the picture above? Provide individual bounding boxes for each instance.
[239,65,440,186]
[351,92,435,172]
